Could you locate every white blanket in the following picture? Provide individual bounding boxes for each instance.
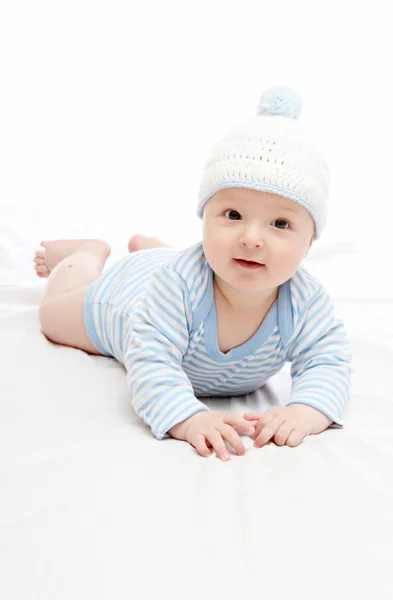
[1,200,393,600]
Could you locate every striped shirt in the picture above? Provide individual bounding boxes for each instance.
[83,241,352,439]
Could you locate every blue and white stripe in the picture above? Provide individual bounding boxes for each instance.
[83,242,352,439]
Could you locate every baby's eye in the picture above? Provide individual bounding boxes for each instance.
[224,209,242,220]
[273,219,290,230]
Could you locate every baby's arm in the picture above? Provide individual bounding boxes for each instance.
[243,287,352,448]
[286,286,353,425]
[124,266,254,457]
[124,267,208,440]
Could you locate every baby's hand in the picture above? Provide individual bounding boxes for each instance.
[243,404,333,448]
[168,411,258,461]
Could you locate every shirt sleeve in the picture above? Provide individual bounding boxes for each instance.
[124,266,209,440]
[285,286,353,426]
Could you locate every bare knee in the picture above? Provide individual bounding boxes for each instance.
[39,300,62,343]
[38,289,102,355]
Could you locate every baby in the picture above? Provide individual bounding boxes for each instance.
[34,85,352,461]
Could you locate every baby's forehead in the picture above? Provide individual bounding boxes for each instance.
[211,188,302,214]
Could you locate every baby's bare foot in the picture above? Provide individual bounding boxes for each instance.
[128,234,171,253]
[33,239,111,278]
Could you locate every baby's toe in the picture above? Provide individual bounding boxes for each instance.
[36,265,50,276]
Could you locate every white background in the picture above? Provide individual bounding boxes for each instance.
[1,0,392,250]
[2,6,393,599]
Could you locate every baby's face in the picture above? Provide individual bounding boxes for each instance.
[202,187,315,298]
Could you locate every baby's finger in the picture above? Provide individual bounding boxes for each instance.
[206,430,231,461]
[242,413,262,421]
[224,415,257,435]
[193,434,213,458]
[254,415,284,448]
[286,429,306,448]
[219,424,246,456]
[253,412,275,439]
[273,422,294,446]
[235,420,258,435]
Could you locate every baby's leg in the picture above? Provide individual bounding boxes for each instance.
[128,234,172,253]
[34,239,111,354]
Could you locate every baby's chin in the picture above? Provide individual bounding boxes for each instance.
[226,266,295,294]
[222,273,273,295]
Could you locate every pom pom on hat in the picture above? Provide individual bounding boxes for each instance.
[256,85,302,120]
[196,85,330,239]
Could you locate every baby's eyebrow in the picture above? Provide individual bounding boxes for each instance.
[215,194,302,217]
[220,198,300,216]
[275,206,300,216]
[256,201,302,217]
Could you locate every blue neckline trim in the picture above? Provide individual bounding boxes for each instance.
[203,264,291,363]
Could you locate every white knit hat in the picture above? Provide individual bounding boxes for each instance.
[196,85,330,239]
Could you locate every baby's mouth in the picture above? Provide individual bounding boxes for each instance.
[234,258,265,269]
